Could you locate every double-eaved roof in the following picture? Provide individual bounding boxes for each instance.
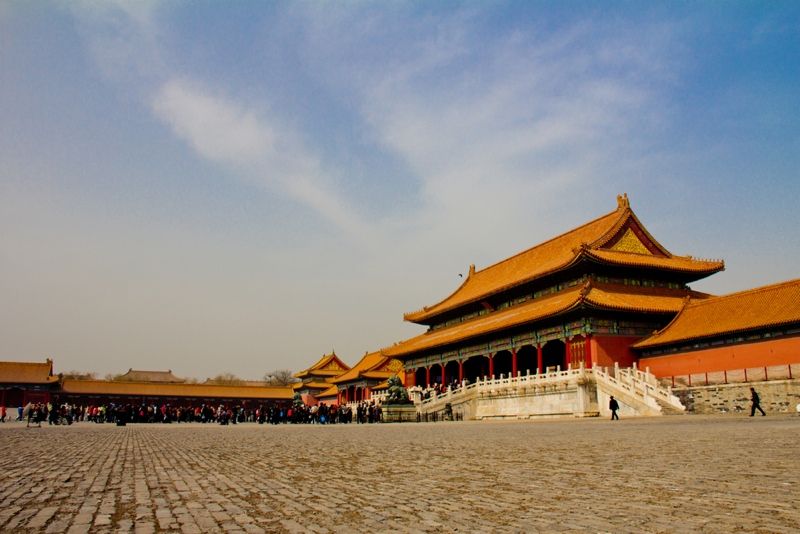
[330,351,404,385]
[385,195,723,359]
[384,281,710,358]
[634,279,800,350]
[294,351,350,381]
[404,194,723,324]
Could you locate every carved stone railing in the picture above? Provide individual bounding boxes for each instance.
[594,363,684,414]
[415,362,684,417]
[416,365,590,414]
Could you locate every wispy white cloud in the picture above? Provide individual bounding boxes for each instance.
[35,2,731,376]
[290,6,674,259]
[69,3,370,240]
[150,78,368,239]
[152,79,275,166]
[68,0,165,86]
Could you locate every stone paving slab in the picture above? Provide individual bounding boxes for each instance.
[0,416,798,533]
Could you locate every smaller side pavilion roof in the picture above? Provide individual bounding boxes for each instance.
[0,359,59,384]
[385,282,710,359]
[404,195,723,324]
[330,352,404,384]
[60,380,294,401]
[292,381,334,392]
[634,278,800,350]
[116,369,185,383]
[316,384,339,400]
[294,351,350,380]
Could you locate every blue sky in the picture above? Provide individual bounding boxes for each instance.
[1,1,798,379]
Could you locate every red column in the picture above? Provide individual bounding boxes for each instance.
[511,348,518,377]
[425,367,431,387]
[488,354,495,379]
[585,335,593,368]
[537,345,543,374]
[442,363,447,387]
[458,360,464,383]
[565,339,572,369]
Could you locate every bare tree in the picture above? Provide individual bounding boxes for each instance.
[206,373,244,386]
[59,370,97,381]
[264,369,297,386]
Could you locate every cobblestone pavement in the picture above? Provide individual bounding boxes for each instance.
[0,415,798,533]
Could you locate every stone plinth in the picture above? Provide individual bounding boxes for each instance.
[381,404,417,423]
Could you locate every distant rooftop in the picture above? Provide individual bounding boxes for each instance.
[116,369,185,383]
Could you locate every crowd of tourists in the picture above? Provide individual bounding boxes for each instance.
[1,399,386,426]
[0,402,78,427]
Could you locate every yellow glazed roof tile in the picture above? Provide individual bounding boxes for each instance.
[634,279,800,349]
[316,384,339,399]
[294,352,350,379]
[586,249,723,273]
[404,209,622,323]
[387,282,700,358]
[0,360,59,384]
[387,285,585,357]
[61,379,295,400]
[584,284,711,313]
[296,381,333,391]
[330,352,401,384]
[405,196,723,324]
[116,369,185,383]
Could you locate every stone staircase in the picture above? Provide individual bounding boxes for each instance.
[413,363,685,420]
[594,363,685,415]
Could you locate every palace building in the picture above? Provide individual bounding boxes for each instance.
[292,351,350,405]
[4,195,798,417]
[634,279,800,384]
[329,351,405,405]
[0,359,60,408]
[379,194,798,418]
[0,361,294,410]
[384,194,723,387]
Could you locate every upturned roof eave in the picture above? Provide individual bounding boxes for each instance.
[584,250,725,276]
[402,205,628,324]
[634,278,800,350]
[390,281,702,359]
[634,319,800,351]
[404,252,588,325]
[388,290,586,359]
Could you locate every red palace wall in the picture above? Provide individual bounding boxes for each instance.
[590,336,641,368]
[639,335,800,378]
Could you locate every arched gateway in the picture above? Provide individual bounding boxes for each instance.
[384,195,725,417]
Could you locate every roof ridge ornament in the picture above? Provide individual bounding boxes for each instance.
[572,242,590,254]
[580,279,593,298]
[617,193,630,209]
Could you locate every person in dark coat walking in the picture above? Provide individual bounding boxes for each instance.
[750,387,766,416]
[609,395,620,420]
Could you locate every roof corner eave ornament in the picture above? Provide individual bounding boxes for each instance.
[579,279,593,300]
[616,192,630,209]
